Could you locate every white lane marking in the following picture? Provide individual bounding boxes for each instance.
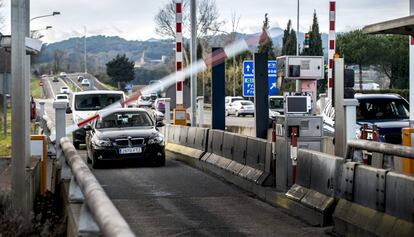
[46,77,56,99]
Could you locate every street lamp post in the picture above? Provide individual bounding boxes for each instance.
[30,11,60,22]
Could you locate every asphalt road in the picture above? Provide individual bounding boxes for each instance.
[39,75,328,236]
[76,149,327,237]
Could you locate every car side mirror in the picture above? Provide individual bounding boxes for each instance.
[66,107,72,114]
[156,121,164,127]
[84,125,92,131]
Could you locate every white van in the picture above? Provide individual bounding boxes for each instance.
[72,90,125,149]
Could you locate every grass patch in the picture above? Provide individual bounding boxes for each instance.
[65,79,81,93]
[31,77,42,99]
[0,108,38,157]
[0,108,11,157]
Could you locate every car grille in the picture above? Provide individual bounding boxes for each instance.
[114,138,145,146]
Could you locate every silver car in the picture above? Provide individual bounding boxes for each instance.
[226,100,254,117]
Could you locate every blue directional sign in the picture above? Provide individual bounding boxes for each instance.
[242,60,278,97]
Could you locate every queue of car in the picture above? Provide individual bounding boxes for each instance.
[48,72,409,169]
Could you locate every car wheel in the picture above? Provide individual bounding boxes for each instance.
[92,153,100,169]
[154,155,166,167]
[236,111,240,117]
[73,142,80,150]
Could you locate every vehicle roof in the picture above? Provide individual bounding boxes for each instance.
[235,100,253,103]
[355,93,404,100]
[56,93,68,97]
[269,95,283,99]
[73,90,124,95]
[100,107,150,114]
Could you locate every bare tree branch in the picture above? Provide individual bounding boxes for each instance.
[154,0,224,39]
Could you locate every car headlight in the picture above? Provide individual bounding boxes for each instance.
[148,135,164,145]
[93,138,112,147]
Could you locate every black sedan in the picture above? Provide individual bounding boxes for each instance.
[85,108,165,168]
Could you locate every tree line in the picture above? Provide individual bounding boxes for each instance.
[86,0,409,94]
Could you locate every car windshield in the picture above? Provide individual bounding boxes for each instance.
[269,97,283,109]
[61,87,67,89]
[75,94,123,111]
[96,111,154,129]
[357,98,409,120]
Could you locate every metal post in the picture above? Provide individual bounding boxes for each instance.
[334,58,345,157]
[11,0,29,220]
[410,0,414,146]
[190,0,197,127]
[53,101,67,164]
[344,99,358,142]
[254,53,269,139]
[197,96,204,127]
[164,98,171,124]
[211,47,225,130]
[39,101,45,117]
[295,0,301,92]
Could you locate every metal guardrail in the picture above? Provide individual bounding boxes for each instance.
[347,139,414,159]
[60,137,135,237]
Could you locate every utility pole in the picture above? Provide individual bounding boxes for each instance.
[11,0,30,221]
[190,0,197,127]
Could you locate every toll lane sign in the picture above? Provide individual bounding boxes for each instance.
[242,60,278,97]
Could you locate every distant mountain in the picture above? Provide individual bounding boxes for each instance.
[34,28,329,75]
[34,35,175,74]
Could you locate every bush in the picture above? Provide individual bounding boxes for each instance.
[0,191,66,236]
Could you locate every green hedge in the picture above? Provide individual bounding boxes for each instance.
[355,89,409,102]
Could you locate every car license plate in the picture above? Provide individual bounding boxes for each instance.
[119,147,142,154]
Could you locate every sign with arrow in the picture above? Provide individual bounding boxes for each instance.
[242,60,278,97]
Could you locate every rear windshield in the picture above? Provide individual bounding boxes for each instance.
[96,111,154,129]
[75,94,123,111]
[57,95,67,100]
[61,87,68,89]
[357,99,409,120]
[240,101,253,105]
[269,97,283,109]
[232,97,243,102]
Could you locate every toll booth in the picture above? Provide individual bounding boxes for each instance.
[274,93,324,191]
[274,56,325,191]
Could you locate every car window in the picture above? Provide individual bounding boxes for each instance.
[232,98,243,103]
[75,94,123,111]
[57,95,67,100]
[96,111,154,129]
[240,101,253,105]
[357,99,409,120]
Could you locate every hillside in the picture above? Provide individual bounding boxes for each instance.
[33,27,329,76]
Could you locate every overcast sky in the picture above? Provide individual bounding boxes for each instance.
[0,0,409,43]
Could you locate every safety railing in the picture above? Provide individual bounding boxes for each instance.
[38,108,135,236]
[60,138,135,237]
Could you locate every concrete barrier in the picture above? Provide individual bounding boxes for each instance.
[284,149,344,226]
[165,125,208,161]
[333,163,414,237]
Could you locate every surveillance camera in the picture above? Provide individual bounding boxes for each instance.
[0,35,42,55]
